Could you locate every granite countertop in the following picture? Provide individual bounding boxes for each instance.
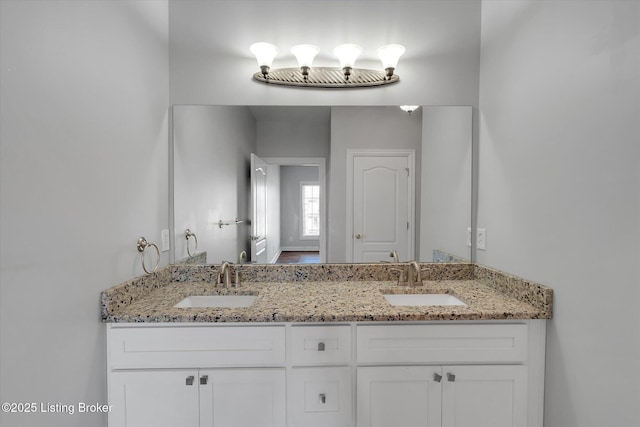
[102,263,553,323]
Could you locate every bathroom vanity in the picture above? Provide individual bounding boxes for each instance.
[102,263,552,427]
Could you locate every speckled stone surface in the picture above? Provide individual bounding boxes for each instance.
[432,249,470,263]
[101,263,552,323]
[175,252,207,265]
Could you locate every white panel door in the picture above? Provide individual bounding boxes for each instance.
[199,368,286,427]
[351,154,412,262]
[250,153,268,263]
[109,370,200,427]
[441,365,527,427]
[357,366,442,427]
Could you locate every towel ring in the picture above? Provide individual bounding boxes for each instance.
[136,237,160,274]
[185,229,198,257]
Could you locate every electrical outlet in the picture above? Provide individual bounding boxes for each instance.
[477,228,486,251]
[161,229,170,252]
[466,227,472,247]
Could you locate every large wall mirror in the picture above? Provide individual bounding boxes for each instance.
[170,105,472,265]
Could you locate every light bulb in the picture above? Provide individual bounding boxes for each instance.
[377,44,406,79]
[291,44,320,80]
[334,43,362,80]
[250,42,279,77]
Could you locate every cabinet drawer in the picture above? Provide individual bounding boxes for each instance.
[288,367,352,427]
[291,325,352,365]
[108,325,285,369]
[357,324,527,364]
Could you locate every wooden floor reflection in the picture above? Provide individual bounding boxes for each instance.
[275,251,320,264]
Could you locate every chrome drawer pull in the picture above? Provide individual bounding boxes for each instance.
[200,375,208,385]
[317,342,325,351]
[186,376,195,386]
[447,373,456,382]
[319,393,326,404]
[433,373,442,383]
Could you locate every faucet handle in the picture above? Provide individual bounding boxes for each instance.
[389,267,407,284]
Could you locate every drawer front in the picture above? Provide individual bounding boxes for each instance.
[291,325,352,365]
[288,367,352,427]
[357,324,527,364]
[108,325,286,369]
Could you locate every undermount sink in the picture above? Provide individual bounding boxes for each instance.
[383,293,467,307]
[174,295,257,308]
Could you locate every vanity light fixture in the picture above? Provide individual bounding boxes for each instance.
[250,42,405,88]
[400,105,420,115]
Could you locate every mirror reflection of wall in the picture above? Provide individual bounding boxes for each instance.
[171,106,471,265]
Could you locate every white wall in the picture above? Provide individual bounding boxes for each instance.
[0,1,169,426]
[420,106,472,261]
[172,106,256,264]
[266,164,281,263]
[329,106,423,262]
[169,0,481,106]
[280,166,321,250]
[478,1,640,426]
[256,120,330,159]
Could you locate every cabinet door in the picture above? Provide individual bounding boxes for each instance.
[199,368,286,427]
[357,366,442,427]
[441,365,527,427]
[289,367,352,427]
[109,370,200,427]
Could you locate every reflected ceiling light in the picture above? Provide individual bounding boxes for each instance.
[249,42,279,78]
[400,105,420,115]
[250,42,405,88]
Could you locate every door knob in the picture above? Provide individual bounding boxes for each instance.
[355,233,361,239]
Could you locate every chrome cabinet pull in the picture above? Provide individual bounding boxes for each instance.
[319,393,326,404]
[433,373,442,383]
[186,376,195,386]
[447,373,456,382]
[355,233,362,239]
[317,342,325,351]
[200,375,208,385]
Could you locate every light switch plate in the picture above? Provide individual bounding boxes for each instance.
[161,229,170,252]
[477,228,486,251]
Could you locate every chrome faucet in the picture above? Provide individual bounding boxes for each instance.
[218,261,232,288]
[408,260,422,286]
[238,250,248,264]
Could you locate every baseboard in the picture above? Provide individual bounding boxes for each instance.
[280,246,321,252]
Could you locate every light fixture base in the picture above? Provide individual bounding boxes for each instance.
[253,67,399,88]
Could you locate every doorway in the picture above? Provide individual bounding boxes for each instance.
[263,157,327,263]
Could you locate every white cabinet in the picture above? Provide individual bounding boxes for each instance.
[107,321,545,427]
[355,323,537,427]
[107,325,287,427]
[441,365,527,427]
[109,368,285,427]
[109,370,200,427]
[288,367,352,427]
[357,366,442,427]
[357,365,527,427]
[200,369,286,427]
